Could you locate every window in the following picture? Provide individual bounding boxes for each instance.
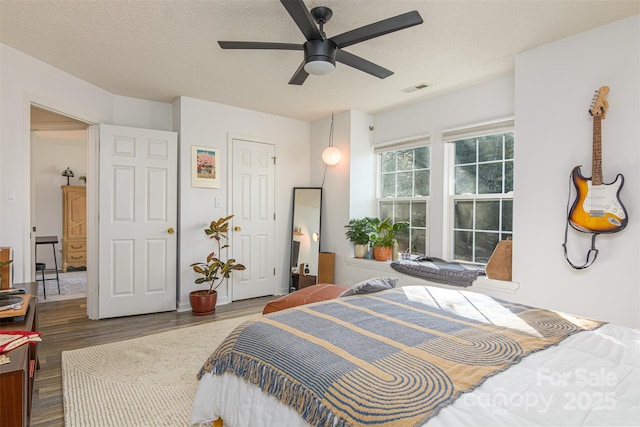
[449,131,514,264]
[376,143,430,255]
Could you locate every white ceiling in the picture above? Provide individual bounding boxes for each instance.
[1,1,638,122]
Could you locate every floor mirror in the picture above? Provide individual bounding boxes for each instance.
[289,187,322,291]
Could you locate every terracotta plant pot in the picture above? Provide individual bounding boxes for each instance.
[189,290,218,316]
[373,246,392,261]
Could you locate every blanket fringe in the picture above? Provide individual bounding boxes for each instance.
[206,352,349,427]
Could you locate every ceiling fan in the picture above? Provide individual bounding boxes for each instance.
[218,0,423,85]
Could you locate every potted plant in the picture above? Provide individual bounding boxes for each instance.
[344,218,374,258]
[190,215,246,316]
[367,217,409,261]
[0,259,12,289]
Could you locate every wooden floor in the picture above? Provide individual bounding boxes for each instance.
[30,295,276,427]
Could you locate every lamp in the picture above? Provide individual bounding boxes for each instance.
[62,167,74,185]
[322,113,341,166]
[322,146,341,165]
[304,60,335,76]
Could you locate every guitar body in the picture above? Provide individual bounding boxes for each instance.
[569,165,627,233]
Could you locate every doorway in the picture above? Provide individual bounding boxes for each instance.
[30,105,89,303]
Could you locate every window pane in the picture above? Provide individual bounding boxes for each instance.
[381,173,396,197]
[396,229,409,253]
[380,202,393,222]
[411,228,426,255]
[455,165,476,195]
[475,232,500,263]
[478,135,503,162]
[505,132,514,159]
[476,200,499,230]
[502,200,513,232]
[478,163,502,194]
[412,201,427,227]
[381,152,396,173]
[454,230,473,262]
[454,200,473,229]
[396,149,413,171]
[377,145,430,256]
[415,147,430,169]
[397,172,413,197]
[451,131,513,265]
[455,139,476,164]
[504,160,513,193]
[414,170,430,197]
[395,202,410,223]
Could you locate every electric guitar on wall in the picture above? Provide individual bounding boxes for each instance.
[568,86,627,233]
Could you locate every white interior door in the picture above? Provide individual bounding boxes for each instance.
[98,124,177,318]
[231,138,276,300]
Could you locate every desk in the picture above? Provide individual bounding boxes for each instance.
[0,283,38,427]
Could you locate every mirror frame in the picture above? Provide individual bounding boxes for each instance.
[289,187,322,292]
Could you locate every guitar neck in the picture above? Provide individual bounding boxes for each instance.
[592,115,603,185]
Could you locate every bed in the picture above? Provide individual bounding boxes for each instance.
[190,286,640,426]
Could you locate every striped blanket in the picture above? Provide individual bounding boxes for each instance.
[198,286,603,426]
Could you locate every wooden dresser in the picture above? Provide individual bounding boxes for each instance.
[62,185,87,272]
[0,283,38,427]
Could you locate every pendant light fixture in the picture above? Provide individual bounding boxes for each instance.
[322,113,341,166]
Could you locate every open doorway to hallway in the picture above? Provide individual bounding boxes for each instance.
[30,105,88,303]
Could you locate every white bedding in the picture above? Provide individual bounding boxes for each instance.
[191,323,639,426]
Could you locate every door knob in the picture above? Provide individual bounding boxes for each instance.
[167,227,175,234]
[234,226,241,232]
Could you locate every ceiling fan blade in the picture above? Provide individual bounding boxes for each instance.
[288,60,309,85]
[336,50,393,79]
[280,0,323,41]
[218,41,303,50]
[330,11,423,48]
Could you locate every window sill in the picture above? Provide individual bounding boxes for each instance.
[343,257,519,295]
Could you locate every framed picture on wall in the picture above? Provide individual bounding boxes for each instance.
[191,146,220,188]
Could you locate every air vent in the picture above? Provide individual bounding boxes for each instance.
[402,83,430,93]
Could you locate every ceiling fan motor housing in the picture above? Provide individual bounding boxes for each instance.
[304,39,337,67]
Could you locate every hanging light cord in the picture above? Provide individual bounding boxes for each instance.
[321,113,334,188]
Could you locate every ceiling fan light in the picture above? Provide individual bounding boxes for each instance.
[304,60,335,76]
[322,146,341,165]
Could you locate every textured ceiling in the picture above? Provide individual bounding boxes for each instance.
[1,1,638,122]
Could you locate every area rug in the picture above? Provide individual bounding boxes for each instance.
[37,270,86,303]
[62,314,258,426]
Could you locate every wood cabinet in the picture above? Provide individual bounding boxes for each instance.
[292,273,317,290]
[0,284,38,427]
[62,186,87,272]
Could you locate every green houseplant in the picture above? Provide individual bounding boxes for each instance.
[190,215,245,316]
[367,217,409,261]
[344,218,374,258]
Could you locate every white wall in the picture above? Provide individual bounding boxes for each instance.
[30,130,87,268]
[513,15,639,328]
[175,96,310,310]
[310,110,375,273]
[0,44,173,282]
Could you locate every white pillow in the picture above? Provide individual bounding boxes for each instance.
[339,277,398,297]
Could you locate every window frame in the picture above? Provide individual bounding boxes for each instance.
[443,120,514,265]
[374,135,431,256]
